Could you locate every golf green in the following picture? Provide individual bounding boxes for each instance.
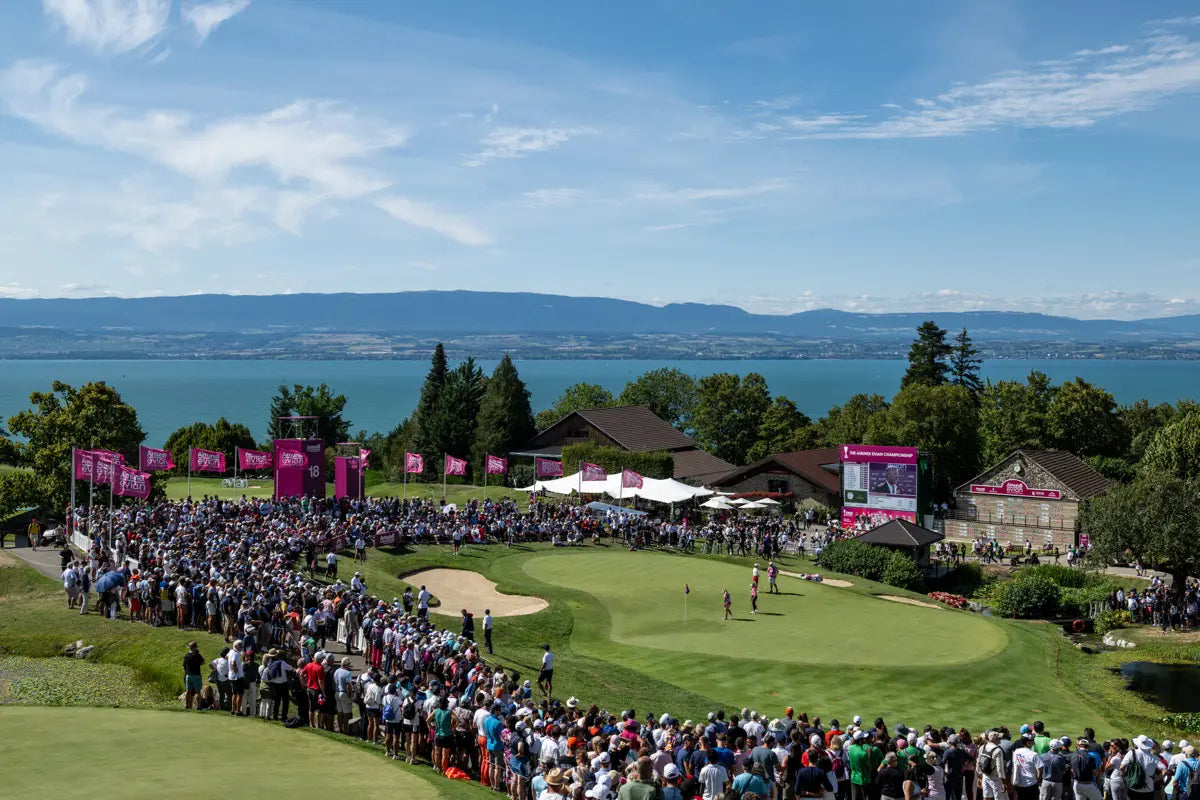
[3,706,445,799]
[522,550,1007,666]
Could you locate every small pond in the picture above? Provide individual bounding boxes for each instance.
[1119,662,1200,712]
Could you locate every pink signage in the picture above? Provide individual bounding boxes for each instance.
[444,454,468,476]
[535,457,562,477]
[969,479,1062,500]
[840,444,918,464]
[113,465,151,499]
[485,455,508,475]
[580,462,607,482]
[840,507,917,528]
[405,452,425,474]
[139,446,175,471]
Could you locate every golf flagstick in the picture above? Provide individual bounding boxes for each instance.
[684,583,689,624]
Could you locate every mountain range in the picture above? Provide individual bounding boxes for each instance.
[3,291,1200,342]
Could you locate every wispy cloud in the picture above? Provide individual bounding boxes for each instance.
[181,0,250,42]
[773,22,1200,139]
[521,187,584,207]
[637,178,790,203]
[43,0,170,54]
[466,126,589,166]
[374,196,492,247]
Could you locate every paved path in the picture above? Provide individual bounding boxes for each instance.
[4,544,67,580]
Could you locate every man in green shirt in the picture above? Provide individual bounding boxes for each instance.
[619,757,660,800]
[848,731,884,800]
[1032,721,1052,755]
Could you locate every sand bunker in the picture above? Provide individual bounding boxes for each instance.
[779,570,853,588]
[878,594,941,609]
[402,569,548,617]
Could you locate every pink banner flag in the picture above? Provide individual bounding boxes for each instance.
[139,445,175,471]
[535,457,563,478]
[277,449,307,469]
[238,447,272,470]
[621,469,644,489]
[580,462,607,482]
[485,455,508,476]
[73,449,96,482]
[93,453,117,485]
[444,454,468,476]
[405,452,425,474]
[359,448,371,469]
[113,464,151,499]
[189,447,226,473]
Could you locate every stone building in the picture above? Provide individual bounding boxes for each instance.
[945,450,1110,550]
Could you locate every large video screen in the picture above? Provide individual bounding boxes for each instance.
[840,444,919,527]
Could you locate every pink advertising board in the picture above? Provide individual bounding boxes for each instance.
[969,479,1062,500]
[840,444,919,464]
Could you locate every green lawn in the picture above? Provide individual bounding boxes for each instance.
[4,706,459,800]
[352,541,1149,736]
[162,476,523,505]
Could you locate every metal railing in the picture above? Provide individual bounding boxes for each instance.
[938,509,1076,531]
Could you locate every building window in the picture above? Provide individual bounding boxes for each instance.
[767,479,789,494]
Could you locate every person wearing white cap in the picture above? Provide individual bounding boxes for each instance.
[1170,740,1190,769]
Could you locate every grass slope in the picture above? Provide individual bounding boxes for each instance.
[4,706,448,800]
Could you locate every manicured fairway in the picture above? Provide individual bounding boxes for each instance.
[4,706,447,800]
[522,551,1006,666]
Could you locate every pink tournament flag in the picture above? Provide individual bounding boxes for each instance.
[73,449,96,482]
[189,447,226,473]
[277,449,307,468]
[139,445,175,471]
[238,447,272,470]
[92,453,117,485]
[580,462,607,482]
[444,454,468,476]
[405,452,425,474]
[621,469,644,489]
[113,464,151,499]
[685,584,690,595]
[485,455,508,475]
[359,448,371,469]
[535,457,563,478]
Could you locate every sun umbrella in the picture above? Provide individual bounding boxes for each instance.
[757,498,781,505]
[728,498,751,506]
[701,498,733,509]
[740,501,768,510]
[95,571,126,593]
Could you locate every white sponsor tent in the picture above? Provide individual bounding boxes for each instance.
[517,471,712,505]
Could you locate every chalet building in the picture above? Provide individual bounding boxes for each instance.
[945,450,1110,550]
[853,519,944,566]
[518,405,733,484]
[711,448,842,506]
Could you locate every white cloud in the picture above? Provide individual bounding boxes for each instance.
[0,283,41,299]
[521,188,584,207]
[181,0,251,42]
[775,23,1200,139]
[466,126,589,166]
[637,178,790,203]
[43,0,170,54]
[374,196,492,247]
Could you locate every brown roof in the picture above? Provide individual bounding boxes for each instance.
[1021,450,1111,499]
[570,406,698,452]
[671,448,735,483]
[854,519,943,548]
[711,447,842,495]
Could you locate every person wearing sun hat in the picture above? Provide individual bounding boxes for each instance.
[539,767,568,800]
[1122,736,1162,800]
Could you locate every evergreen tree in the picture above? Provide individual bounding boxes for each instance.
[949,328,983,396]
[265,384,349,449]
[473,355,537,474]
[410,344,449,474]
[901,321,952,389]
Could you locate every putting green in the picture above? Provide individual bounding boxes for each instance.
[522,551,1006,666]
[4,706,444,800]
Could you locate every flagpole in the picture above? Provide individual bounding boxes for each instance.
[108,470,114,552]
[359,458,364,501]
[187,447,192,499]
[403,461,408,501]
[69,447,76,539]
[684,590,688,625]
[442,455,447,503]
[483,465,487,503]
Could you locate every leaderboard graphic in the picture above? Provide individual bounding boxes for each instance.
[840,444,926,529]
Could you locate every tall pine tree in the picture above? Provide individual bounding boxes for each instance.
[410,344,449,478]
[473,354,537,474]
[901,321,952,389]
[949,328,983,396]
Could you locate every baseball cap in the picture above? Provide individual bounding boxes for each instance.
[853,715,863,725]
[664,764,680,780]
[853,731,867,741]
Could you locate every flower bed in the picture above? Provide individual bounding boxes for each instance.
[928,591,968,609]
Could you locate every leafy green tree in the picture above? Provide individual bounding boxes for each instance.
[693,372,771,465]
[382,418,416,481]
[0,425,17,464]
[409,344,450,472]
[978,379,1049,465]
[535,383,615,431]
[815,394,889,447]
[949,328,983,396]
[473,355,537,473]
[1139,411,1200,481]
[1082,473,1200,596]
[266,384,351,449]
[0,468,39,522]
[901,321,952,389]
[1045,377,1127,458]
[164,418,256,474]
[1121,400,1197,462]
[617,368,698,432]
[747,395,816,462]
[8,381,147,515]
[868,383,980,498]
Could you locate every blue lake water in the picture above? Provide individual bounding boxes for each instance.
[1,359,1197,444]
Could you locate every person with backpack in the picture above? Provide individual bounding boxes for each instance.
[976,731,1008,800]
[1122,737,1163,800]
[1167,745,1199,800]
[382,683,404,759]
[1070,738,1102,800]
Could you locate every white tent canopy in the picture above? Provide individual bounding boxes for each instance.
[517,471,712,505]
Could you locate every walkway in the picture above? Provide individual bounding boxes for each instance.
[4,544,66,580]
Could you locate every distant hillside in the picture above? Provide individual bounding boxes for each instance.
[2,291,1199,341]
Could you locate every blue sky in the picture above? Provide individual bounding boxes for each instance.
[1,1,1199,319]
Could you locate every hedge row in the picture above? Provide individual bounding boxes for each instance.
[817,539,924,592]
[560,443,674,480]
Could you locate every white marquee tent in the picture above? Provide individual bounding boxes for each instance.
[517,471,712,505]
